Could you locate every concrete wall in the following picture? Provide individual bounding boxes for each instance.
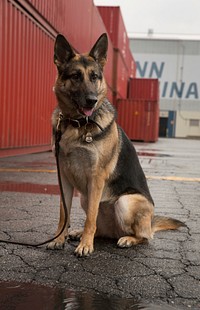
[176,111,200,138]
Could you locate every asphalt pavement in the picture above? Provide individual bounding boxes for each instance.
[0,138,200,309]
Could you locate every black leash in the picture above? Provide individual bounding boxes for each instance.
[0,113,68,248]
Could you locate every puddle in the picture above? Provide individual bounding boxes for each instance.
[0,181,80,196]
[0,181,60,195]
[0,161,56,167]
[0,281,180,310]
[137,151,171,157]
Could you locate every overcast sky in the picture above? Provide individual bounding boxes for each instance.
[94,0,200,38]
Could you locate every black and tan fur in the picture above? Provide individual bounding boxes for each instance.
[47,33,185,256]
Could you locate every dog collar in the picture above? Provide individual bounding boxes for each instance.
[58,113,104,132]
[56,112,104,143]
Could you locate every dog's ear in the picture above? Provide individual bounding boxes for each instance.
[89,33,108,68]
[54,34,75,66]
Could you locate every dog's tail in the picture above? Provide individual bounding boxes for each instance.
[152,215,186,234]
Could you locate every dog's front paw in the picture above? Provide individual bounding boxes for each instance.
[46,236,65,250]
[74,240,94,257]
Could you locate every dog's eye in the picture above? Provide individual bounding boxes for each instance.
[71,73,81,81]
[90,72,98,82]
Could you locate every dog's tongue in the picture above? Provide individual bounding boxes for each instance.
[82,108,94,116]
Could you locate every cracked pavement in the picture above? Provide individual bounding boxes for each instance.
[0,138,200,309]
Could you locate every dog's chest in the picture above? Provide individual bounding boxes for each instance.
[58,124,118,194]
[59,138,98,188]
[64,144,95,170]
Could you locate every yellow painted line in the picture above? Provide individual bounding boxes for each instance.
[0,168,57,173]
[0,168,199,182]
[146,175,200,182]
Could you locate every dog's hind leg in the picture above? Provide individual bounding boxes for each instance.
[115,194,154,248]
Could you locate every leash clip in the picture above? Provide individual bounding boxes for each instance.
[83,117,93,143]
[56,112,64,131]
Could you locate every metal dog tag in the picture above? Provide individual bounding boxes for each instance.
[85,132,93,143]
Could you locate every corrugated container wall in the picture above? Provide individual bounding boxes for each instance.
[0,0,56,156]
[113,50,129,99]
[128,78,159,101]
[98,6,129,63]
[127,49,136,79]
[19,0,93,52]
[117,99,159,142]
[97,5,135,100]
[91,4,114,92]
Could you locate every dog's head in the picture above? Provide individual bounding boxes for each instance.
[54,33,108,118]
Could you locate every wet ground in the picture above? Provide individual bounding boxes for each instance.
[0,281,180,310]
[0,138,200,309]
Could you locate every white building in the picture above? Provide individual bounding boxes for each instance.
[129,35,200,138]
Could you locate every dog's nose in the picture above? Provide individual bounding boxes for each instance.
[85,95,98,107]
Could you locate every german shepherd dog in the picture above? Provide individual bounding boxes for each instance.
[47,33,185,256]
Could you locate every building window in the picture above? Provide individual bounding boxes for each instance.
[189,119,199,127]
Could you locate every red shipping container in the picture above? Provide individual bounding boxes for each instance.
[91,4,114,92]
[117,99,159,142]
[113,49,129,99]
[106,86,113,104]
[19,0,93,52]
[127,48,136,78]
[0,0,56,157]
[98,6,129,63]
[128,78,159,101]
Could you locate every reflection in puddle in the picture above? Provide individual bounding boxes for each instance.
[0,181,59,195]
[0,282,180,310]
[137,151,171,157]
[0,181,80,196]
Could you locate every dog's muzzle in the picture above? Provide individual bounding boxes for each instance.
[80,94,98,116]
[85,95,98,108]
